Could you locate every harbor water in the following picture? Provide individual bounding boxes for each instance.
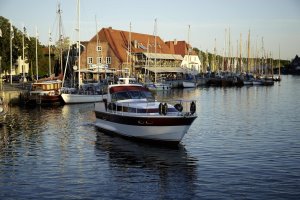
[0,75,299,199]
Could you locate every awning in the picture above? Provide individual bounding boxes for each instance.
[143,66,187,73]
[143,52,183,60]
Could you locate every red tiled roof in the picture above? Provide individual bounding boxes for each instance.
[92,27,173,63]
[165,40,197,56]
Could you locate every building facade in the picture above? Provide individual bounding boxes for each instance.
[79,27,200,78]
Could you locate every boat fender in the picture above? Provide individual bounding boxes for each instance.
[190,101,196,115]
[108,102,116,110]
[158,103,163,115]
[174,103,183,112]
[162,103,168,115]
[103,99,107,111]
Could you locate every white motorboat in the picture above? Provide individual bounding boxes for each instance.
[146,82,171,91]
[182,80,197,88]
[61,93,106,104]
[94,78,197,145]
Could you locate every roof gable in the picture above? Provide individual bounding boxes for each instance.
[95,27,173,63]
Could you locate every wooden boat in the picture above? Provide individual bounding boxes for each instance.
[26,80,63,105]
[94,78,197,145]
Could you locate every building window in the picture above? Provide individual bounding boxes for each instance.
[106,57,111,64]
[97,57,102,64]
[96,46,102,52]
[87,57,93,64]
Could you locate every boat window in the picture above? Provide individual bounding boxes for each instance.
[142,91,155,101]
[128,91,141,99]
[111,93,117,102]
[116,91,131,100]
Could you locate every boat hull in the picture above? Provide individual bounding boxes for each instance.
[94,109,197,143]
[61,93,105,104]
[182,81,196,88]
[26,93,63,105]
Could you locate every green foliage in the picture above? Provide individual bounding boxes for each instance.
[0,16,48,76]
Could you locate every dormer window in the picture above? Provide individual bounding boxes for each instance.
[96,46,102,52]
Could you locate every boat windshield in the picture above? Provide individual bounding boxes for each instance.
[112,90,154,101]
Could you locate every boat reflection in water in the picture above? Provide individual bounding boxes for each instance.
[94,130,199,199]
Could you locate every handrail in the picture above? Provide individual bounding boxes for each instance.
[107,99,197,116]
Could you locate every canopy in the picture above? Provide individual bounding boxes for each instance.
[144,66,187,73]
[143,52,183,60]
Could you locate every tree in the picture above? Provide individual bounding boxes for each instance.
[0,16,20,73]
[0,16,49,76]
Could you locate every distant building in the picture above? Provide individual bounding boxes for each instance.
[77,27,203,77]
[166,40,201,72]
[15,56,29,75]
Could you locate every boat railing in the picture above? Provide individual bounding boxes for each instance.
[106,99,197,116]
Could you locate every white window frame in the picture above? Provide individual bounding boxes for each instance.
[87,57,93,64]
[97,57,102,64]
[96,46,102,52]
[106,57,111,64]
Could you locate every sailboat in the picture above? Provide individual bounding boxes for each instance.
[25,25,64,106]
[61,0,106,104]
[273,45,281,82]
[145,19,171,91]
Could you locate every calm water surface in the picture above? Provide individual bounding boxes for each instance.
[0,75,299,199]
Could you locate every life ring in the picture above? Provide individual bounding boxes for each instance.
[108,102,116,110]
[190,101,196,114]
[174,103,183,112]
[103,99,108,111]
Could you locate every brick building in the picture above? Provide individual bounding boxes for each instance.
[78,27,201,80]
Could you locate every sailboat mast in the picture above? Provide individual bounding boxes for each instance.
[239,33,242,73]
[48,28,51,76]
[36,26,39,80]
[247,29,251,73]
[129,22,132,77]
[22,26,25,81]
[57,3,63,73]
[187,25,190,71]
[279,45,281,78]
[154,18,157,83]
[77,0,81,86]
[223,28,227,72]
[145,37,150,83]
[10,22,13,84]
[228,27,231,72]
[95,15,100,80]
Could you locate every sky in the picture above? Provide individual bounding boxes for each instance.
[1,0,300,60]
